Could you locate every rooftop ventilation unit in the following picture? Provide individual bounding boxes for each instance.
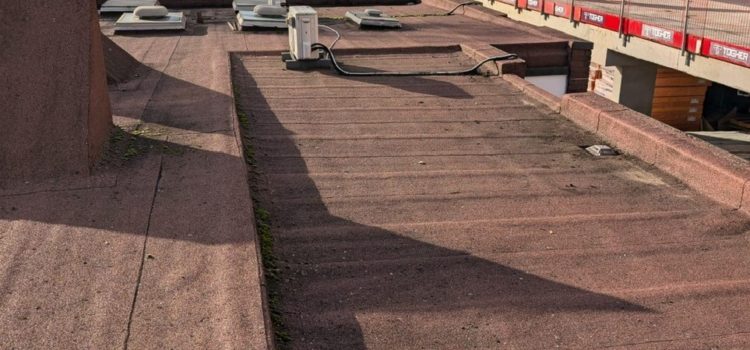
[233,0,281,12]
[114,6,186,32]
[237,4,288,29]
[100,0,158,14]
[345,9,401,28]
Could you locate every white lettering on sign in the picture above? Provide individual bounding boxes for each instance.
[582,12,604,25]
[528,0,539,8]
[710,42,750,65]
[641,24,673,42]
[554,5,566,16]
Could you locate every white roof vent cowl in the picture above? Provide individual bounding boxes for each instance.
[134,5,169,18]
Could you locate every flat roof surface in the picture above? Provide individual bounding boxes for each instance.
[1,2,749,349]
[234,49,750,348]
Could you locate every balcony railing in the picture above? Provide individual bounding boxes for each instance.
[497,0,750,68]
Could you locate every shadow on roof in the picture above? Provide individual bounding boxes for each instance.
[229,55,659,348]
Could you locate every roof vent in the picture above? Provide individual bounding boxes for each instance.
[364,9,383,16]
[585,145,617,156]
[236,5,288,29]
[345,9,401,28]
[134,5,169,19]
[254,5,287,17]
[114,7,187,33]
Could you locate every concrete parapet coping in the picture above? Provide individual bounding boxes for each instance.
[560,92,750,214]
[496,71,750,214]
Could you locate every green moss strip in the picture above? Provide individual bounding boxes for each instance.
[234,82,291,347]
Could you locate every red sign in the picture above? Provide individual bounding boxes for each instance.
[574,7,622,32]
[627,20,682,48]
[543,2,571,18]
[702,39,750,67]
[526,0,542,11]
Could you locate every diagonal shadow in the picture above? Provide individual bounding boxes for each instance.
[230,54,658,349]
[0,66,250,246]
[110,64,235,134]
[0,129,251,245]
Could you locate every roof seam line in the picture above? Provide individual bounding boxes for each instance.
[738,179,748,210]
[122,155,163,350]
[122,32,180,350]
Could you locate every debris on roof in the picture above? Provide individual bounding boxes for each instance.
[585,144,618,156]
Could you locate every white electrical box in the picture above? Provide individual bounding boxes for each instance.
[287,6,319,60]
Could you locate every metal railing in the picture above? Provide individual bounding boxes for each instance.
[509,0,750,67]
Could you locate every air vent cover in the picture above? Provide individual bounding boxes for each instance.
[345,10,401,28]
[585,145,617,156]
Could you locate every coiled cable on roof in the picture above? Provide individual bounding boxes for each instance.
[310,42,518,77]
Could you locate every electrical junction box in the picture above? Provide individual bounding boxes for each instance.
[287,6,319,60]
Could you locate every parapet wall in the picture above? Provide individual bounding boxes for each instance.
[0,0,112,180]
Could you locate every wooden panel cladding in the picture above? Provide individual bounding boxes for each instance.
[651,68,710,131]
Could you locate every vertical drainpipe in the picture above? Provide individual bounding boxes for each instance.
[618,0,626,38]
[680,0,691,60]
[570,0,575,23]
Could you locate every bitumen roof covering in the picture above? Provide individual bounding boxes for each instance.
[234,50,750,348]
[2,2,750,349]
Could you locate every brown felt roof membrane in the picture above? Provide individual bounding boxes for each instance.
[1,3,748,349]
[234,49,750,348]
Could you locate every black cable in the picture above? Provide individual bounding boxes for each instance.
[446,1,483,15]
[311,43,518,77]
